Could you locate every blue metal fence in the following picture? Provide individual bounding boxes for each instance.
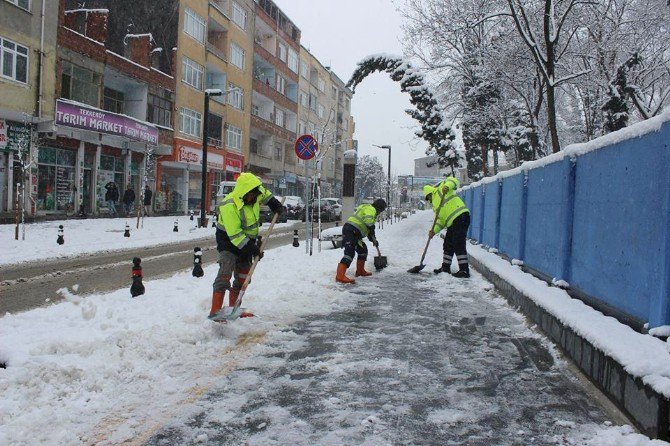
[459,116,670,328]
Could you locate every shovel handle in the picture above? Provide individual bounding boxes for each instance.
[375,245,383,257]
[419,195,446,265]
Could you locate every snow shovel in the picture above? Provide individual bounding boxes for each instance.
[373,245,388,270]
[408,194,445,274]
[212,197,285,322]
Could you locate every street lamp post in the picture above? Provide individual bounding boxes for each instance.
[373,144,391,210]
[200,89,223,228]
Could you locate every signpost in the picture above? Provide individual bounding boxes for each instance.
[295,135,319,254]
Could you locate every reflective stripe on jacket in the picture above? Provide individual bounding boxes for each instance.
[425,176,469,233]
[216,172,272,249]
[347,204,377,238]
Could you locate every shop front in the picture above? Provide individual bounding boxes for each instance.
[48,99,159,216]
[157,141,224,214]
[0,118,34,214]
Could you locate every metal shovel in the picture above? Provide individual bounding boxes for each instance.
[408,195,444,274]
[374,246,388,270]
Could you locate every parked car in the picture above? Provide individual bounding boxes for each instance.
[322,197,343,221]
[301,199,336,222]
[282,195,305,220]
[260,196,288,223]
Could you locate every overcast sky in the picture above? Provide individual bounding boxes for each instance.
[274,0,428,176]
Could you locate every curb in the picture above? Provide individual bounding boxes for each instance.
[469,253,670,440]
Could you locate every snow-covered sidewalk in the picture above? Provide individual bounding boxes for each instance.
[0,216,297,267]
[0,211,667,445]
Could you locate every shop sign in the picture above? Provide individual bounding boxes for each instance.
[0,119,31,152]
[178,145,224,170]
[225,156,242,173]
[56,99,159,145]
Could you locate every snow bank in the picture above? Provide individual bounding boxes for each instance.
[0,216,297,267]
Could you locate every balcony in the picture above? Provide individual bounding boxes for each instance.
[253,78,297,112]
[250,114,295,142]
[210,0,229,17]
[207,43,227,63]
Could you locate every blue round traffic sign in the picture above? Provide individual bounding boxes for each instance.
[295,134,319,160]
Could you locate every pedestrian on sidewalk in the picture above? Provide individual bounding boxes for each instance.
[143,185,153,216]
[209,172,283,319]
[122,185,136,217]
[105,182,119,217]
[336,198,387,284]
[424,176,471,278]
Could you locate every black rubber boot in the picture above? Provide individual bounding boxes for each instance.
[433,263,449,274]
[452,269,470,278]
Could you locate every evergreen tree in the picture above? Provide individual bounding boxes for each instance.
[602,53,641,133]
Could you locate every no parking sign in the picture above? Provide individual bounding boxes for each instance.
[295,134,319,160]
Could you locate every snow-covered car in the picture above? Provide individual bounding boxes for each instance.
[320,226,343,248]
[282,195,305,220]
[323,198,342,220]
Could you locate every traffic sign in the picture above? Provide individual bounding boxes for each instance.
[295,134,319,160]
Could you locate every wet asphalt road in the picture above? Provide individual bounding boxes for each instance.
[141,267,627,445]
[0,221,338,316]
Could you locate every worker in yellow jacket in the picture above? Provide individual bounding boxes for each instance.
[424,176,471,277]
[209,172,283,319]
[336,198,387,284]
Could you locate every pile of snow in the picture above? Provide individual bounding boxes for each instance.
[1,216,296,267]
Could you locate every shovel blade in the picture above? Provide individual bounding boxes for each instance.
[374,256,388,270]
[407,264,425,274]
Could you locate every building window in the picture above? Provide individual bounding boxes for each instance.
[274,143,282,160]
[300,60,308,79]
[184,8,206,44]
[277,42,287,62]
[299,91,308,107]
[317,104,325,119]
[103,87,124,114]
[288,49,298,73]
[343,117,349,130]
[226,125,242,151]
[275,75,285,95]
[1,37,29,84]
[147,93,173,128]
[61,60,100,106]
[182,57,204,90]
[275,108,284,127]
[298,120,306,135]
[230,43,245,70]
[180,108,202,137]
[232,2,247,30]
[331,86,338,100]
[227,83,243,109]
[309,94,317,111]
[6,0,29,10]
[317,77,325,93]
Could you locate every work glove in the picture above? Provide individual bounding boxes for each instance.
[241,239,263,262]
[267,197,283,215]
[372,239,379,248]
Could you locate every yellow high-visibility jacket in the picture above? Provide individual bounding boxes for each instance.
[216,172,272,251]
[347,204,378,238]
[424,176,469,233]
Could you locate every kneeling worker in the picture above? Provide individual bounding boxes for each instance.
[336,198,387,284]
[209,172,283,319]
[424,176,470,277]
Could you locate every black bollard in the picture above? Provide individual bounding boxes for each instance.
[192,247,204,277]
[124,223,130,237]
[211,212,217,228]
[292,229,299,247]
[130,257,145,297]
[173,220,178,232]
[57,225,64,245]
[189,210,194,221]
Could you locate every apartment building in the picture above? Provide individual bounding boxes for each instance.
[44,1,175,216]
[248,0,301,195]
[158,0,254,214]
[330,72,356,197]
[0,0,58,217]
